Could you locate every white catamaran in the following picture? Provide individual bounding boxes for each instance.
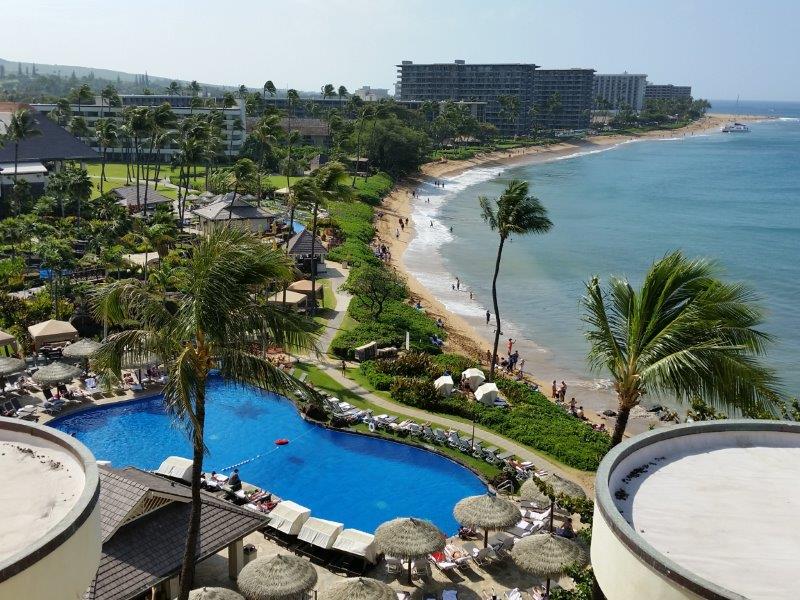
[722,96,751,133]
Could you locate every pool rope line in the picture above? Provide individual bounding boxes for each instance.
[217,426,317,472]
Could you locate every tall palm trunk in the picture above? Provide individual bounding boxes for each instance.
[488,236,506,381]
[351,114,366,188]
[309,199,319,315]
[12,142,19,216]
[134,136,141,211]
[100,145,107,194]
[281,204,296,304]
[144,136,156,211]
[611,403,631,447]
[177,389,205,600]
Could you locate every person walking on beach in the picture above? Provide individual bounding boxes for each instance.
[507,338,516,355]
[405,217,409,226]
[469,291,473,300]
[560,380,568,402]
[518,358,525,374]
[552,380,558,399]
[456,277,460,290]
[395,228,400,239]
[430,220,433,227]
[486,310,491,325]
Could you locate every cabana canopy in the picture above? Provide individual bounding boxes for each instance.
[267,290,308,308]
[267,500,311,535]
[288,279,323,298]
[331,528,377,564]
[462,368,485,391]
[0,330,18,357]
[434,375,454,396]
[27,319,78,350]
[475,382,499,405]
[297,517,343,549]
[155,456,193,483]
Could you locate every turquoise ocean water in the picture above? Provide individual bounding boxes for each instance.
[407,103,800,407]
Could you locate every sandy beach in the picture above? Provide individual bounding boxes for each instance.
[375,113,769,435]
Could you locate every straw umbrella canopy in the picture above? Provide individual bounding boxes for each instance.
[237,554,317,600]
[537,473,587,500]
[32,361,82,386]
[374,517,446,584]
[0,357,26,377]
[454,493,520,548]
[511,533,588,595]
[521,474,587,533]
[62,338,102,360]
[189,588,245,600]
[321,577,396,600]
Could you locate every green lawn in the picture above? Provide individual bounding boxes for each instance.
[292,362,500,479]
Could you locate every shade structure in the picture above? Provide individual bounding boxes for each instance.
[321,577,395,600]
[32,361,82,386]
[462,367,485,391]
[121,351,161,369]
[266,290,308,308]
[511,533,588,594]
[62,338,102,360]
[374,517,446,584]
[535,473,587,501]
[0,329,18,356]
[237,554,317,600]
[330,528,377,564]
[0,357,25,377]
[27,319,78,350]
[297,517,343,549]
[474,382,499,405]
[155,456,193,483]
[288,279,323,298]
[189,588,245,600]
[454,493,520,547]
[519,478,552,509]
[434,375,454,396]
[267,500,311,535]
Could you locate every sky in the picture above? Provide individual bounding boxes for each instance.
[3,0,799,101]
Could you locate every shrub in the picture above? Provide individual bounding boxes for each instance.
[430,353,478,379]
[359,360,394,391]
[376,352,432,377]
[330,322,403,359]
[389,377,439,409]
[354,172,393,205]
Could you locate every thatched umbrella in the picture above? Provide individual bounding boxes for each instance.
[511,533,588,596]
[32,361,82,386]
[237,554,317,600]
[454,493,520,548]
[374,517,445,584]
[519,478,551,509]
[321,577,395,600]
[62,338,102,360]
[521,473,586,533]
[189,588,245,600]
[537,473,587,500]
[0,357,26,377]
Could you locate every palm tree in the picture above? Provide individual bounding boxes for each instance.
[283,130,300,190]
[175,132,203,230]
[189,80,201,96]
[227,158,258,211]
[71,83,93,114]
[100,84,120,118]
[321,83,336,99]
[166,81,181,96]
[129,221,176,281]
[5,108,42,198]
[351,105,373,187]
[95,118,118,195]
[250,113,282,200]
[51,97,72,125]
[143,103,177,208]
[68,115,89,140]
[337,85,348,102]
[480,180,552,380]
[263,80,276,98]
[582,251,781,446]
[91,228,316,600]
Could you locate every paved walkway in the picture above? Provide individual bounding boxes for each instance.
[305,263,594,492]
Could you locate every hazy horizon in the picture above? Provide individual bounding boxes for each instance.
[4,0,799,101]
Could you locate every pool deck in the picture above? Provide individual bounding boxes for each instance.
[194,529,570,599]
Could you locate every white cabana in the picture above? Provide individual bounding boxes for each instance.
[297,517,344,549]
[268,500,311,535]
[475,382,500,405]
[462,367,486,391]
[434,375,454,397]
[266,290,308,309]
[27,319,78,351]
[331,528,378,564]
[155,456,193,483]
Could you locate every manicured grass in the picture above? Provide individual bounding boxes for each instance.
[86,162,184,181]
[292,362,501,479]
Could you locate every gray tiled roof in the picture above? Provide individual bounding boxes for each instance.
[193,194,275,222]
[111,185,172,207]
[85,467,266,600]
[0,105,98,162]
[287,229,326,256]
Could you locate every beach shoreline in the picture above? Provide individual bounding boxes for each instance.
[376,113,769,434]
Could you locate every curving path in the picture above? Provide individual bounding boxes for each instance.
[306,262,595,494]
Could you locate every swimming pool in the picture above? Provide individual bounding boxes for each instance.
[51,378,485,533]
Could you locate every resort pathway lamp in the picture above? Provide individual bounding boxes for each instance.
[32,360,82,386]
[321,577,396,600]
[0,357,26,377]
[454,492,520,548]
[189,588,245,600]
[521,473,586,533]
[62,338,102,371]
[374,517,446,585]
[510,532,588,597]
[237,554,318,600]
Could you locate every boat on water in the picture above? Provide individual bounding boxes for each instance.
[722,122,750,133]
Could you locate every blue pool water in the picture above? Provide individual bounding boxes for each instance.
[51,378,485,533]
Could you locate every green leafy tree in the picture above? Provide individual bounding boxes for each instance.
[94,118,118,194]
[582,251,782,446]
[321,83,336,99]
[263,80,276,98]
[337,85,348,101]
[70,83,93,113]
[4,108,41,210]
[498,94,520,136]
[344,264,407,318]
[47,163,93,223]
[480,180,552,381]
[91,228,317,600]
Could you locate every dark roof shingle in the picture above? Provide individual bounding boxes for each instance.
[0,105,98,162]
[287,229,326,256]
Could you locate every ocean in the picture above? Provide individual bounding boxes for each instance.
[404,104,800,417]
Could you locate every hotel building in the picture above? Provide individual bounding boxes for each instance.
[644,83,693,101]
[593,73,648,111]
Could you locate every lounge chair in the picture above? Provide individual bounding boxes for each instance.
[471,442,484,458]
[442,590,458,600]
[483,446,499,463]
[422,425,435,441]
[444,544,471,569]
[385,556,403,576]
[428,551,457,572]
[447,430,462,448]
[407,422,422,436]
[396,593,411,600]
[433,428,448,444]
[505,589,524,600]
[472,546,494,566]
[411,558,430,580]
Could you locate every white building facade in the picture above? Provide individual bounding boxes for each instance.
[592,73,648,111]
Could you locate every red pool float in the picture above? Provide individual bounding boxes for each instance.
[275,438,289,446]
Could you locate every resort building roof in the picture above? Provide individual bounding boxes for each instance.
[111,185,172,209]
[192,193,276,222]
[86,466,267,600]
[0,103,98,163]
[287,229,327,257]
[593,420,800,600]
